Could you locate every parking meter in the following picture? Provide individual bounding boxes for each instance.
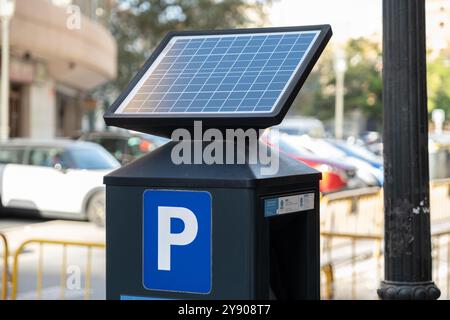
[104,25,332,300]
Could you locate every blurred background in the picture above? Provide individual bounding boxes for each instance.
[0,0,449,300]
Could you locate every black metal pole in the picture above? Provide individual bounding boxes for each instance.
[378,0,440,300]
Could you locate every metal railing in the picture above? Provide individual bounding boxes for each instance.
[10,239,105,300]
[320,230,450,300]
[430,179,450,222]
[320,179,450,300]
[432,230,450,299]
[320,232,383,300]
[0,233,9,300]
[321,187,383,236]
[321,179,450,235]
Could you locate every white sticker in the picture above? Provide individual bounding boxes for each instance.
[264,193,315,217]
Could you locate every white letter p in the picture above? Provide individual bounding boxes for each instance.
[158,206,198,271]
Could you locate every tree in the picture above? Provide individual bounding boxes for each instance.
[291,37,383,131]
[427,50,450,120]
[289,46,335,120]
[342,38,382,122]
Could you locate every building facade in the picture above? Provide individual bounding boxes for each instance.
[426,0,450,56]
[2,0,117,139]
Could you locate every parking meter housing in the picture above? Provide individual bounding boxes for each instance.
[104,141,321,300]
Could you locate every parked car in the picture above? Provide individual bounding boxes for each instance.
[274,116,326,138]
[262,133,363,193]
[360,131,383,156]
[327,139,383,169]
[281,134,383,187]
[0,139,120,226]
[79,131,169,165]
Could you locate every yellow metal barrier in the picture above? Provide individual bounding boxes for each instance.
[321,180,450,236]
[431,230,450,300]
[430,179,450,222]
[0,233,9,300]
[11,239,105,300]
[321,263,334,300]
[321,187,383,236]
[321,230,450,300]
[319,180,450,299]
[320,232,383,300]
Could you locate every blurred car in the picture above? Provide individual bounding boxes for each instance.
[79,131,169,165]
[274,116,326,138]
[282,134,383,187]
[0,139,120,226]
[327,139,384,170]
[360,131,383,156]
[263,133,362,193]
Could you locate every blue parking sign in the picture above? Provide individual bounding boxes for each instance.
[143,190,212,294]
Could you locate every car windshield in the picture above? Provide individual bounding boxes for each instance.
[67,145,120,170]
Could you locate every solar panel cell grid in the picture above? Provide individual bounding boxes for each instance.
[117,31,320,114]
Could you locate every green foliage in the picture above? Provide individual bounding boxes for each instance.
[290,46,334,120]
[427,52,450,120]
[292,37,383,128]
[292,36,450,128]
[343,38,382,120]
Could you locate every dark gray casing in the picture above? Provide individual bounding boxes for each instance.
[104,141,321,300]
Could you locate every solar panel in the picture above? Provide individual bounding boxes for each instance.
[105,26,332,136]
[116,31,319,115]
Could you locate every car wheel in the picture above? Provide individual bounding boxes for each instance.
[87,192,105,227]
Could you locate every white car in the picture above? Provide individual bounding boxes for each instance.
[0,139,120,225]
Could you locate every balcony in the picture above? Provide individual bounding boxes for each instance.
[8,0,117,90]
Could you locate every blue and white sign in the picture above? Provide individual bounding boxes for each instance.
[143,190,212,294]
[264,192,315,217]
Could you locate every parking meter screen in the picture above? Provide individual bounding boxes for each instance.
[115,30,321,115]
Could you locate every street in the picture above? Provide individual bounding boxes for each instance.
[0,214,48,231]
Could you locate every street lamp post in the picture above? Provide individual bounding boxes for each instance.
[378,0,440,300]
[0,0,15,142]
[334,49,346,140]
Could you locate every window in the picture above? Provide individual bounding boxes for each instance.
[0,148,24,164]
[94,137,128,161]
[28,148,67,168]
[67,145,120,170]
